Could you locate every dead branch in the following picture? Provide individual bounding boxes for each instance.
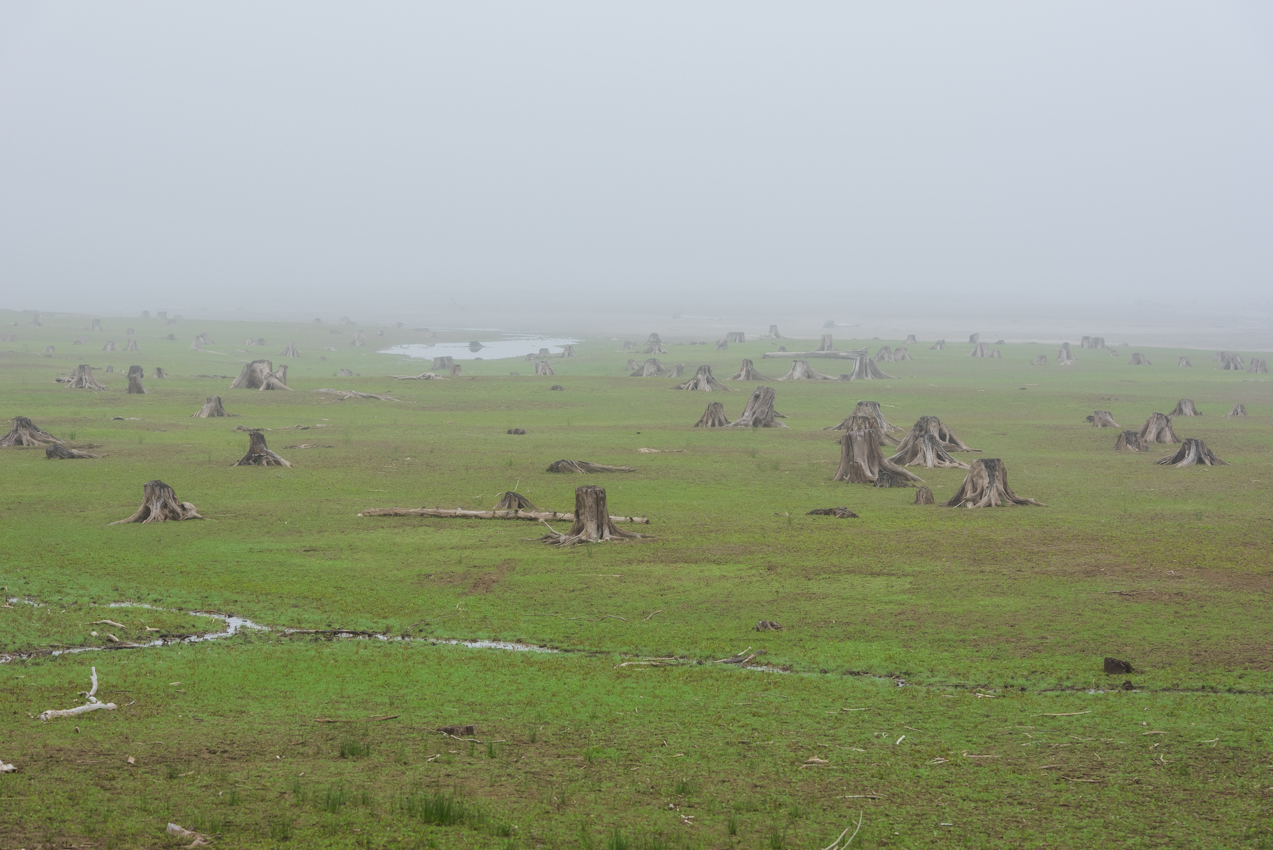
[38,667,117,720]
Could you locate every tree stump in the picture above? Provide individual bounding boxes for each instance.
[65,364,107,390]
[495,491,537,511]
[676,365,730,391]
[1114,430,1146,451]
[90,319,103,331]
[622,340,634,350]
[816,334,835,352]
[1128,353,1151,365]
[111,480,203,523]
[535,361,556,376]
[1227,404,1247,417]
[103,341,117,352]
[230,360,274,389]
[350,331,367,347]
[842,355,890,381]
[104,365,114,373]
[644,341,667,354]
[1248,358,1268,374]
[930,339,945,350]
[765,325,783,339]
[0,416,63,447]
[625,359,639,372]
[192,396,232,418]
[943,459,1043,507]
[833,429,922,485]
[151,367,167,379]
[890,433,970,469]
[726,332,746,343]
[538,485,646,546]
[1156,438,1225,467]
[969,342,991,357]
[1217,351,1243,370]
[1178,356,1192,367]
[695,401,731,428]
[1091,410,1119,428]
[45,444,96,459]
[730,359,770,381]
[873,345,895,363]
[232,431,292,467]
[561,345,575,357]
[968,333,980,344]
[1057,342,1073,362]
[894,346,912,362]
[893,416,977,456]
[778,359,835,381]
[913,486,935,505]
[715,340,728,350]
[124,338,139,352]
[1137,413,1179,444]
[730,386,786,428]
[630,359,671,378]
[126,373,147,394]
[989,349,1002,359]
[905,334,918,345]
[41,346,55,357]
[280,343,300,357]
[1031,354,1048,366]
[164,333,176,341]
[1168,399,1200,417]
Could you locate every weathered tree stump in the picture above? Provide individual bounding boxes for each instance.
[0,416,63,447]
[905,334,917,345]
[90,319,103,332]
[1155,438,1225,467]
[989,349,1002,359]
[873,345,895,363]
[730,359,769,381]
[969,342,991,357]
[726,332,746,343]
[833,428,921,486]
[495,491,537,511]
[104,365,114,373]
[778,359,835,381]
[126,372,147,394]
[1114,430,1146,452]
[968,333,980,344]
[232,431,292,467]
[1168,399,1200,417]
[111,480,203,524]
[124,338,139,351]
[192,396,233,418]
[1217,351,1243,370]
[893,415,977,455]
[730,386,786,428]
[1178,356,1192,367]
[1227,403,1247,417]
[1031,354,1048,366]
[45,444,96,459]
[625,359,639,372]
[102,341,117,352]
[1137,413,1179,444]
[538,485,646,546]
[535,361,556,376]
[929,339,945,350]
[1128,353,1151,365]
[1104,657,1133,674]
[842,354,890,381]
[765,325,783,339]
[622,340,635,350]
[1057,342,1073,362]
[890,433,970,469]
[695,401,731,428]
[41,345,55,357]
[913,486,935,505]
[280,343,300,357]
[807,507,858,518]
[676,365,730,391]
[1249,358,1268,374]
[230,360,274,389]
[894,346,912,362]
[1091,410,1119,428]
[630,358,671,378]
[816,334,835,352]
[546,459,636,473]
[65,364,107,390]
[715,339,729,350]
[943,459,1043,507]
[561,345,576,357]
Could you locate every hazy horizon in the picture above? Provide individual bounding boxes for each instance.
[3,3,1273,329]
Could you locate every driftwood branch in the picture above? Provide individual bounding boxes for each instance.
[38,667,118,721]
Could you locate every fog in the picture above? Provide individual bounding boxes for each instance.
[2,3,1272,339]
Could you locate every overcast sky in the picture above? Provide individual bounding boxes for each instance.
[2,2,1271,320]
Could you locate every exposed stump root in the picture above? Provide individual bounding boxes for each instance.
[45,444,97,459]
[806,507,858,518]
[0,416,62,447]
[546,459,636,474]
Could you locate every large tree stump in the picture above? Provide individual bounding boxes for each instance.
[890,433,970,469]
[41,345,55,357]
[816,334,835,352]
[1248,358,1268,373]
[943,459,1043,507]
[729,386,786,428]
[1031,354,1048,366]
[1057,342,1073,362]
[913,486,935,505]
[905,334,917,345]
[1178,356,1192,367]
[1128,353,1151,365]
[852,400,901,433]
[969,342,991,357]
[561,345,576,357]
[726,332,745,343]
[765,325,783,339]
[842,355,890,381]
[1137,413,1179,444]
[280,342,300,357]
[65,364,107,390]
[1227,403,1247,417]
[893,415,978,455]
[989,348,1002,359]
[535,361,556,376]
[124,338,139,351]
[1168,399,1201,416]
[676,365,730,391]
[695,401,731,428]
[622,341,634,350]
[833,429,922,485]
[1217,351,1243,370]
[1114,430,1146,452]
[930,339,945,350]
[46,443,97,459]
[1091,410,1119,428]
[968,333,980,344]
[111,480,203,523]
[778,359,835,381]
[894,346,912,362]
[0,416,63,447]
[103,341,117,352]
[230,360,274,389]
[126,373,147,394]
[538,485,646,546]
[192,396,233,418]
[715,339,728,350]
[873,345,895,363]
[90,319,103,332]
[630,358,671,378]
[1156,438,1225,467]
[232,431,292,467]
[731,359,769,381]
[822,412,899,444]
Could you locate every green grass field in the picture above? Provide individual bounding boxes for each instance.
[1,310,1271,848]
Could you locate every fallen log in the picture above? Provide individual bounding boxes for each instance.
[359,506,649,523]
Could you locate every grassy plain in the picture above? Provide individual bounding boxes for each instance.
[1,310,1271,848]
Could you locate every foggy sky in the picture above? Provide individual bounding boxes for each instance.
[2,2,1272,321]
